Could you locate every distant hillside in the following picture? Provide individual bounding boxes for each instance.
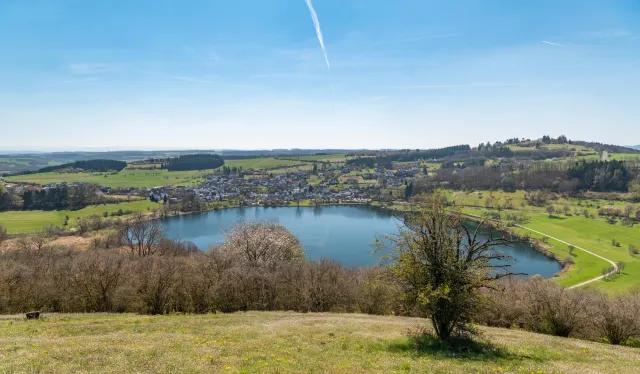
[571,141,640,154]
[36,159,127,174]
[630,145,640,151]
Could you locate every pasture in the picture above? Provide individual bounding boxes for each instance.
[450,190,640,291]
[225,158,303,170]
[5,169,210,189]
[0,200,159,234]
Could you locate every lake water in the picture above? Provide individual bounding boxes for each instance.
[162,205,562,278]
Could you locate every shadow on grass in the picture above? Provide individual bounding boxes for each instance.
[387,334,542,363]
[547,215,567,220]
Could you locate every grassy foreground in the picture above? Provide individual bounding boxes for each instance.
[1,312,639,373]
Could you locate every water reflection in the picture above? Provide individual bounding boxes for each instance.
[161,206,562,277]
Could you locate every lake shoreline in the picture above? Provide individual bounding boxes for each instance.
[160,205,562,277]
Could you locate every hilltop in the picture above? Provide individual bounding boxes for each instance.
[1,312,638,373]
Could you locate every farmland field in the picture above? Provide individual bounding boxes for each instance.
[279,154,348,162]
[225,158,302,170]
[0,200,159,234]
[5,169,211,189]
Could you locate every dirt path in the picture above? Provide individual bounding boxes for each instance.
[512,224,618,289]
[461,212,618,289]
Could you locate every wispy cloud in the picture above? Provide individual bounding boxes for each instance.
[541,40,564,47]
[375,33,460,45]
[399,82,526,89]
[69,63,116,75]
[304,0,330,69]
[170,76,217,84]
[56,77,100,85]
[589,29,631,38]
[631,36,638,41]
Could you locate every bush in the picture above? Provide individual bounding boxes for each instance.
[522,280,591,338]
[562,255,575,265]
[594,291,640,345]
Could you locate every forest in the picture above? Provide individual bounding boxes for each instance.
[165,154,225,171]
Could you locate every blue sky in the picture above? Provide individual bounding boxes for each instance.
[1,0,639,151]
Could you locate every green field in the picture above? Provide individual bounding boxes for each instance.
[280,154,348,162]
[5,169,211,189]
[225,158,303,170]
[1,312,637,373]
[448,190,640,291]
[0,200,159,234]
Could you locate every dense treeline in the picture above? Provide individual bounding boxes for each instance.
[567,160,629,192]
[418,160,635,193]
[165,154,224,171]
[36,159,127,173]
[20,184,106,211]
[1,183,114,211]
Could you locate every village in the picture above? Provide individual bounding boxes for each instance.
[143,164,422,208]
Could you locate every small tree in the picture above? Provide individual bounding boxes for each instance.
[380,194,519,341]
[220,221,304,267]
[0,224,7,247]
[118,214,165,257]
[563,203,571,216]
[546,205,555,217]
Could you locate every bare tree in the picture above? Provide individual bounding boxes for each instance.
[525,280,590,337]
[221,221,304,267]
[380,193,520,341]
[118,214,164,257]
[594,290,640,345]
[72,251,124,312]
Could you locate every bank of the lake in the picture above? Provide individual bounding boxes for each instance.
[162,205,562,277]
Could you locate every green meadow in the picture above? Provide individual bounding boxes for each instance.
[0,200,159,234]
[449,190,640,291]
[5,169,210,189]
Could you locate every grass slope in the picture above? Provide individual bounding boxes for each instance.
[1,312,638,373]
[0,200,158,234]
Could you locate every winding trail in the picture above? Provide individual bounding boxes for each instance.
[461,212,618,289]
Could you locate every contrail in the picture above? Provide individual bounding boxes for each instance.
[541,40,564,47]
[305,0,330,69]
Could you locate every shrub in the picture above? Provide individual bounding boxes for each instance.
[594,291,640,345]
[524,280,591,338]
[562,256,575,265]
